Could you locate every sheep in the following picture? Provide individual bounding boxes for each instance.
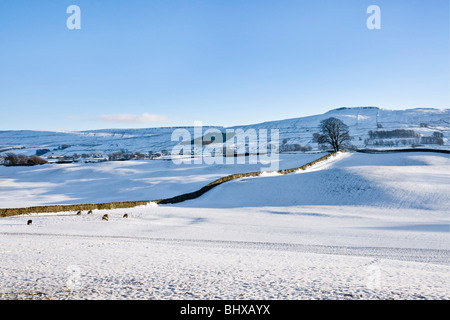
[27,220,32,225]
[102,214,109,221]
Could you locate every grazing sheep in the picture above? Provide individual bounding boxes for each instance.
[123,213,129,218]
[87,210,93,214]
[76,210,82,215]
[27,220,32,225]
[102,214,109,221]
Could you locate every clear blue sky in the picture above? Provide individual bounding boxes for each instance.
[0,0,449,131]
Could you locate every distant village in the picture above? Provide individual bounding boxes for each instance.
[0,146,172,166]
[0,126,446,166]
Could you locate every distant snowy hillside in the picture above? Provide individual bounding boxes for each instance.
[0,107,448,158]
[241,107,449,151]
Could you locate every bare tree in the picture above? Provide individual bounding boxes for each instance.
[313,117,351,152]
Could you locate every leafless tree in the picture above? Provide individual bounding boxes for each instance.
[314,117,351,152]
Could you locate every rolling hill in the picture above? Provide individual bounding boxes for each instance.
[0,107,448,159]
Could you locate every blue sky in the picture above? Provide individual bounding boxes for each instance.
[0,0,449,131]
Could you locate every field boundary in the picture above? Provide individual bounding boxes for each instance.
[155,151,345,204]
[0,151,345,217]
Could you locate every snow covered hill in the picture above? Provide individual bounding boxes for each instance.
[1,149,448,214]
[181,151,450,212]
[1,107,449,301]
[0,151,448,299]
[0,153,324,208]
[0,107,449,159]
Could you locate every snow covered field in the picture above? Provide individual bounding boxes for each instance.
[0,152,449,300]
[0,153,324,207]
